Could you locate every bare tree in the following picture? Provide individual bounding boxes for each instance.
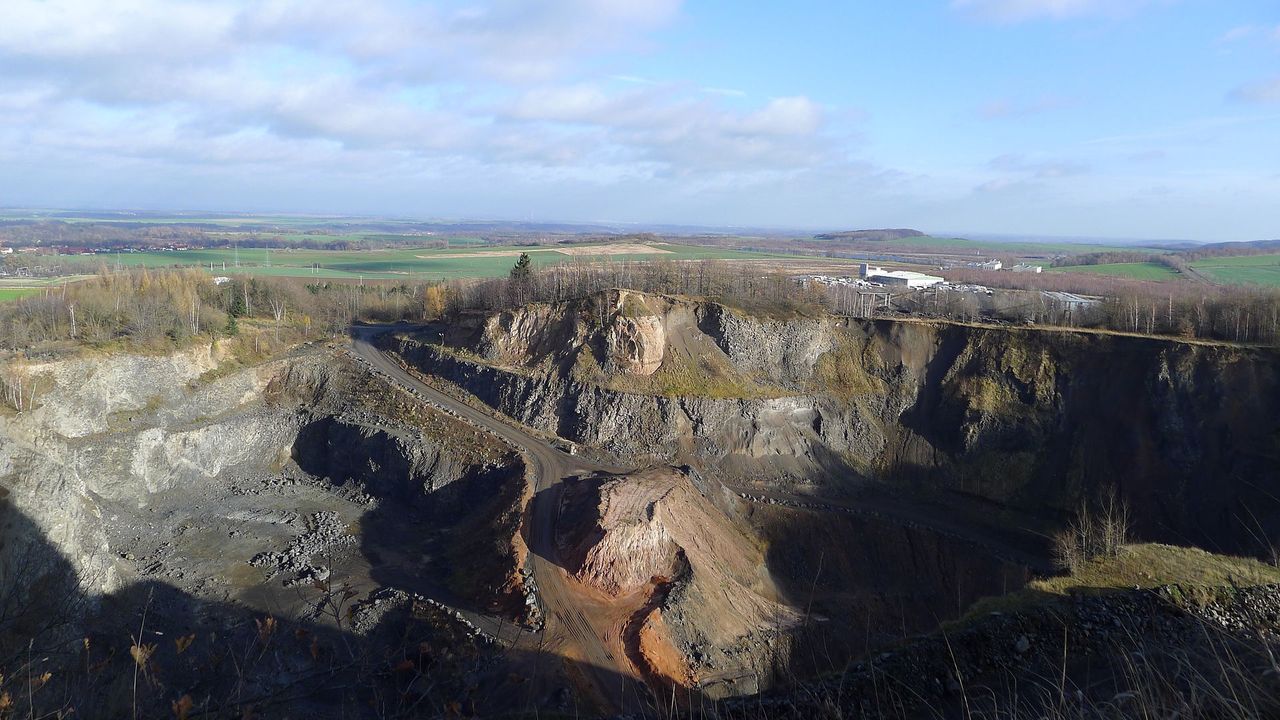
[270,298,287,341]
[1053,487,1132,573]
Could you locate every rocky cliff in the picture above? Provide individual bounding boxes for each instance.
[389,291,1280,557]
[0,340,531,652]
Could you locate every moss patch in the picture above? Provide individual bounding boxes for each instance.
[573,342,787,399]
[809,331,887,399]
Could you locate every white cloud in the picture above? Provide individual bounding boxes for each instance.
[738,97,823,136]
[1217,24,1280,45]
[701,87,747,98]
[1230,76,1280,104]
[0,0,844,181]
[951,0,1157,23]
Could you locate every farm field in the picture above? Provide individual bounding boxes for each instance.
[0,288,40,302]
[1189,254,1280,287]
[846,235,1165,257]
[53,242,804,281]
[1052,261,1181,281]
[0,276,92,301]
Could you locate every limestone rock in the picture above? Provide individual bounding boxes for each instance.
[606,313,665,376]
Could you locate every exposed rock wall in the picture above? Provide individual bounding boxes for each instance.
[391,296,1280,555]
[711,306,836,389]
[0,342,525,618]
[0,345,292,598]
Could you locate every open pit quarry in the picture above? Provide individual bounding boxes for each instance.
[3,289,1280,718]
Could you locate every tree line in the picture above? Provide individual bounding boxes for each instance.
[4,256,1280,360]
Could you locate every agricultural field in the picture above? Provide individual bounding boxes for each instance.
[0,276,91,302]
[1189,254,1280,287]
[51,242,804,282]
[0,288,40,302]
[1051,261,1181,281]
[851,235,1165,257]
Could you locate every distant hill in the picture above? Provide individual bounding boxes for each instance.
[1185,239,1280,255]
[813,228,926,242]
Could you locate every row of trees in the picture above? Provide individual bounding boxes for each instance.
[450,256,828,317]
[5,255,1280,357]
[0,270,353,352]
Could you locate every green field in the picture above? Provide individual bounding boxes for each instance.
[1052,261,1181,281]
[1189,254,1280,287]
[0,287,41,302]
[55,243,803,282]
[854,235,1164,257]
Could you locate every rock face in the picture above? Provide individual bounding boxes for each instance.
[390,292,1280,557]
[606,314,665,376]
[0,342,530,640]
[558,467,799,694]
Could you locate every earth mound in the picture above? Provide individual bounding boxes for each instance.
[558,466,800,695]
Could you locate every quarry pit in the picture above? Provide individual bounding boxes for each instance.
[4,289,1280,717]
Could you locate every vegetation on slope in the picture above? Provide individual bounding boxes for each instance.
[808,330,887,399]
[966,544,1280,621]
[577,346,786,399]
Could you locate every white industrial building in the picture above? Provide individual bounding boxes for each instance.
[966,259,1003,271]
[1012,263,1043,273]
[859,263,944,288]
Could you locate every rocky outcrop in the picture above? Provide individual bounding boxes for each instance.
[606,314,665,376]
[711,306,835,389]
[558,467,799,694]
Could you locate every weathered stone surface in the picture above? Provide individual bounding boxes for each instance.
[390,292,1280,554]
[606,313,665,375]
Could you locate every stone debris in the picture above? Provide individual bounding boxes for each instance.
[249,510,356,583]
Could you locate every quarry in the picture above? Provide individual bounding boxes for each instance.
[3,288,1280,718]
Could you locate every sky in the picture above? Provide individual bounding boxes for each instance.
[0,0,1278,241]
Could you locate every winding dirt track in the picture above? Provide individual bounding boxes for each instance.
[349,325,651,715]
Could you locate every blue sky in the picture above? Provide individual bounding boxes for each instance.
[0,0,1277,240]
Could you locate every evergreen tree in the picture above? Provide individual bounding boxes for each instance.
[510,252,532,281]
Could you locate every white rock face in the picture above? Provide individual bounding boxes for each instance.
[19,343,234,438]
[0,344,292,597]
[606,314,665,376]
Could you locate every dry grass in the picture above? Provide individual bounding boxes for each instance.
[809,331,887,399]
[1036,543,1280,595]
[964,543,1280,621]
[574,344,787,399]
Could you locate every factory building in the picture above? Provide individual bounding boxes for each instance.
[859,263,944,288]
